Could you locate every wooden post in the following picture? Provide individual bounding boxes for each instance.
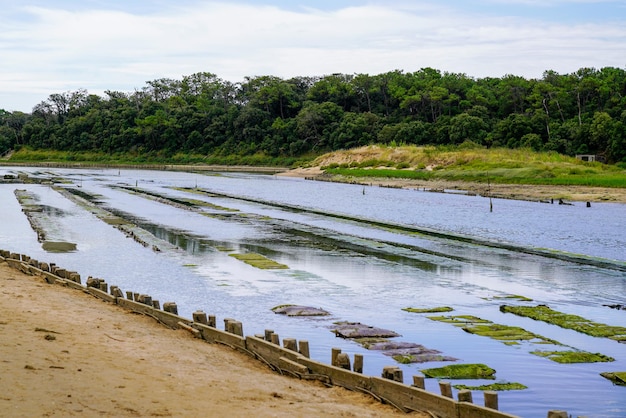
[270,333,280,345]
[264,329,274,342]
[283,338,297,352]
[223,318,233,331]
[412,375,425,389]
[152,300,160,310]
[163,302,178,315]
[193,311,208,324]
[547,411,568,418]
[331,348,341,366]
[208,315,216,328]
[126,291,133,300]
[298,340,310,358]
[439,382,453,398]
[229,321,243,337]
[336,353,351,370]
[458,390,473,403]
[392,368,403,383]
[484,391,498,410]
[99,281,108,292]
[382,366,402,382]
[353,354,363,373]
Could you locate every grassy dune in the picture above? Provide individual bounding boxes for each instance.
[315,144,626,188]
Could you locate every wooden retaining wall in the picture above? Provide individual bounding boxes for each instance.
[1,249,552,418]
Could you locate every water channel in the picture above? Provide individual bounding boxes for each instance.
[1,166,625,417]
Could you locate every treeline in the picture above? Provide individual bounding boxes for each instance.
[1,67,625,163]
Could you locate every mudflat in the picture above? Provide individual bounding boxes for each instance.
[279,167,626,204]
[0,261,414,417]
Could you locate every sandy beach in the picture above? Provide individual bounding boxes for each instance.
[0,261,417,417]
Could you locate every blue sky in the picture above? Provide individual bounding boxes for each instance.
[1,0,625,112]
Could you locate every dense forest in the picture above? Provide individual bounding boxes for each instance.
[1,67,625,164]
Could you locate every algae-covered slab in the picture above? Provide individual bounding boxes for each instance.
[463,323,561,346]
[229,253,288,269]
[492,295,533,302]
[403,306,453,314]
[501,304,626,341]
[41,241,77,253]
[600,372,626,385]
[454,382,527,391]
[531,350,614,363]
[332,321,400,338]
[421,363,496,379]
[272,304,330,316]
[430,314,561,346]
[428,315,492,326]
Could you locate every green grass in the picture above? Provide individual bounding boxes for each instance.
[7,147,308,167]
[319,144,626,188]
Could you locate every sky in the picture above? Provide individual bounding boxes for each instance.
[1,0,625,112]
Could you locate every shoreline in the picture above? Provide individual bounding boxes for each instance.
[2,160,625,204]
[278,167,626,204]
[0,260,410,417]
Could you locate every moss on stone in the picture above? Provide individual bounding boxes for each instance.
[41,241,77,253]
[453,382,527,391]
[427,315,492,326]
[421,363,496,379]
[531,350,614,363]
[500,304,626,340]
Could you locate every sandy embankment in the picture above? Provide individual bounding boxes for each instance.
[279,167,626,204]
[0,262,414,417]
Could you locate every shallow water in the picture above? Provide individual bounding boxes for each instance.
[1,166,625,417]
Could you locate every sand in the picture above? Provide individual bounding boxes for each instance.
[0,261,417,417]
[278,167,626,204]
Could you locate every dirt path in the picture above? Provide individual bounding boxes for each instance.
[279,167,626,204]
[0,261,416,417]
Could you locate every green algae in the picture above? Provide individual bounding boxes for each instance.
[500,304,626,340]
[421,363,496,379]
[403,306,454,314]
[600,371,626,385]
[41,241,77,253]
[453,382,527,391]
[464,323,561,346]
[426,314,614,363]
[531,350,614,364]
[229,253,288,269]
[493,295,533,302]
[427,315,491,326]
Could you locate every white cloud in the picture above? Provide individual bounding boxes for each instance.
[0,1,625,112]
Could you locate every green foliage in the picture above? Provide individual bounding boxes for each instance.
[3,67,626,165]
